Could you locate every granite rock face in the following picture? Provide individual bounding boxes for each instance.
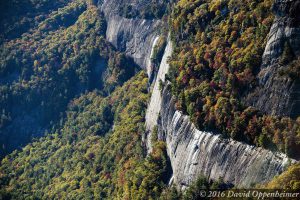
[158,86,293,189]
[100,0,164,77]
[245,0,300,118]
[101,0,298,189]
[143,36,294,189]
[245,64,300,118]
[263,0,300,66]
[145,39,172,152]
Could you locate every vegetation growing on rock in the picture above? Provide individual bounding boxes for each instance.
[0,0,299,199]
[167,0,300,158]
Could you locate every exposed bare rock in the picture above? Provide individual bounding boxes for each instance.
[245,0,300,118]
[100,0,164,76]
[142,36,294,189]
[145,39,172,152]
[158,85,294,189]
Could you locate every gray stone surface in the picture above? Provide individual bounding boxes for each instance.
[145,39,172,152]
[141,33,294,189]
[100,0,163,76]
[158,86,294,189]
[100,0,299,189]
[245,0,300,118]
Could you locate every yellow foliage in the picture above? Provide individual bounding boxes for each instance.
[264,163,300,189]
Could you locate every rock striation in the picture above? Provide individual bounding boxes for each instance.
[100,0,298,189]
[142,37,294,189]
[262,0,300,65]
[100,0,163,77]
[245,0,300,118]
[158,85,293,188]
[145,39,172,152]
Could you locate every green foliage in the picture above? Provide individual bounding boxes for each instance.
[151,36,168,67]
[0,0,74,42]
[119,0,171,19]
[258,134,269,148]
[0,1,171,198]
[279,57,300,80]
[103,52,137,94]
[183,176,210,200]
[151,126,159,144]
[0,72,170,199]
[280,41,295,65]
[168,0,300,158]
[1,1,299,199]
[160,186,182,200]
[160,175,228,200]
[0,1,137,157]
[264,162,300,189]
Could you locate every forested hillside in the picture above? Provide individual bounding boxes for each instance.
[167,0,300,158]
[0,0,136,157]
[0,72,171,199]
[0,1,172,198]
[118,0,170,19]
[0,0,299,199]
[0,0,73,42]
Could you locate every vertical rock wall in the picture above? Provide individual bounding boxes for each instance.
[101,0,298,189]
[245,0,300,118]
[100,0,163,77]
[159,86,293,189]
[145,39,173,152]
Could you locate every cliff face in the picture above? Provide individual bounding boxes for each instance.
[145,38,172,152]
[245,0,300,118]
[143,0,299,188]
[143,40,293,189]
[1,0,297,190]
[263,0,300,65]
[100,0,170,152]
[158,85,292,189]
[0,0,294,188]
[100,0,163,77]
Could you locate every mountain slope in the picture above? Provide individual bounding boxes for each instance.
[0,0,299,199]
[0,1,137,157]
[166,0,300,158]
[245,0,300,118]
[0,72,171,199]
